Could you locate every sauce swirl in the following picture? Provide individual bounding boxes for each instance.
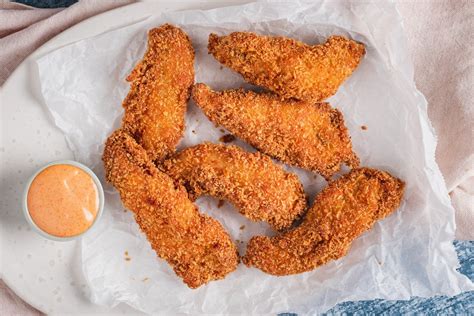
[27,164,99,237]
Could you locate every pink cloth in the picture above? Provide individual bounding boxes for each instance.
[0,0,472,315]
[0,0,134,85]
[397,0,473,240]
[0,282,42,316]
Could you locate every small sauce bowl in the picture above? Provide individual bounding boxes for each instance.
[22,160,104,241]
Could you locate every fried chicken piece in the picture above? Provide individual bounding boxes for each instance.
[161,143,306,230]
[192,84,359,179]
[208,32,365,102]
[122,24,194,162]
[243,168,405,275]
[103,130,238,288]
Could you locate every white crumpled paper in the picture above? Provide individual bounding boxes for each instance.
[36,0,473,314]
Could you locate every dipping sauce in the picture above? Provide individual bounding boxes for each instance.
[27,164,99,237]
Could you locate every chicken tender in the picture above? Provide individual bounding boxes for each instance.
[103,130,238,288]
[161,143,307,230]
[192,84,359,179]
[243,168,405,275]
[122,24,194,162]
[208,32,365,102]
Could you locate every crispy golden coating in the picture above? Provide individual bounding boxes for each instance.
[122,24,194,162]
[208,32,365,102]
[103,130,238,288]
[192,84,359,179]
[161,143,307,230]
[243,168,405,275]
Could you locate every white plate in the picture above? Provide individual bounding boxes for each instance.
[0,1,249,314]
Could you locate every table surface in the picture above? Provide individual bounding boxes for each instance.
[8,0,474,314]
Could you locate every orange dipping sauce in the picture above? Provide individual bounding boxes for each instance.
[27,164,99,238]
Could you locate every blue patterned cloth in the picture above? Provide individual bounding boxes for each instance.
[14,0,77,8]
[323,241,473,314]
[282,242,473,314]
[15,0,473,314]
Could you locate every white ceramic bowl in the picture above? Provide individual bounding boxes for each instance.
[22,160,104,241]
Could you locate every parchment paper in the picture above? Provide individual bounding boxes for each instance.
[36,0,473,314]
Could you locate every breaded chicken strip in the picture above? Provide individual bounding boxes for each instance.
[103,130,238,288]
[208,32,365,102]
[122,24,194,162]
[161,143,306,230]
[243,168,405,275]
[192,84,359,179]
